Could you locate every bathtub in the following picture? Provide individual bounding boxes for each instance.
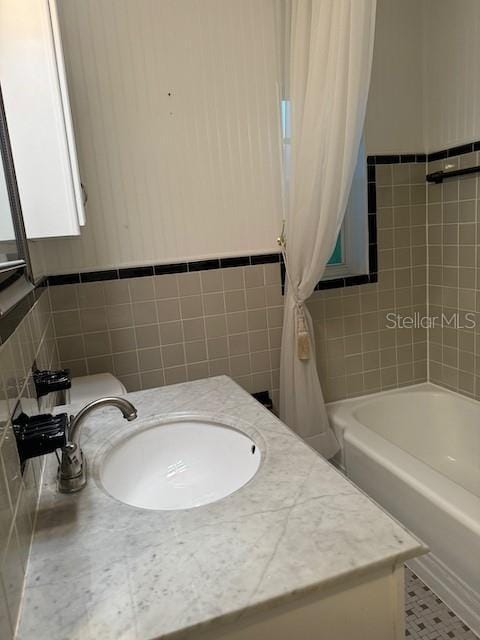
[327,383,480,634]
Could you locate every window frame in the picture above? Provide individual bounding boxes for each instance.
[322,139,369,281]
[281,99,369,284]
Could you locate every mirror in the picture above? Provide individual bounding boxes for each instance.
[0,130,18,260]
[0,83,32,294]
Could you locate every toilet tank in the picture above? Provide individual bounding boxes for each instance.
[65,373,127,405]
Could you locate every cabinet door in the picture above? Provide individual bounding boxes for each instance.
[0,0,85,238]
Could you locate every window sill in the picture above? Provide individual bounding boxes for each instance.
[313,271,377,292]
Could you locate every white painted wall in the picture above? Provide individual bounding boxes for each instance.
[423,0,480,152]
[38,0,427,275]
[366,0,480,155]
[38,0,283,274]
[364,0,424,155]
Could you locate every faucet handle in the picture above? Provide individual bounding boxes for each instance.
[13,412,68,463]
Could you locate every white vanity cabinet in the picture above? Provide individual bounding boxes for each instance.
[200,565,406,640]
[0,0,85,238]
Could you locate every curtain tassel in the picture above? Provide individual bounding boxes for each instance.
[296,307,310,361]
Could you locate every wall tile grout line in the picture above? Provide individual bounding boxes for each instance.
[48,262,284,399]
[0,288,59,637]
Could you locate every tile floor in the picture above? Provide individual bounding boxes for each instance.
[405,568,478,639]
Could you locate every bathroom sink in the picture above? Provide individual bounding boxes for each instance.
[100,417,261,510]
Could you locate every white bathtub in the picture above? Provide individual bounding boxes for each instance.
[327,383,480,634]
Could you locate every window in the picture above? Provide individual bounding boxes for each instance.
[281,100,369,280]
[328,233,343,266]
[322,139,369,279]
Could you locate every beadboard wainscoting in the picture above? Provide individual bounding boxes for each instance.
[34,0,283,275]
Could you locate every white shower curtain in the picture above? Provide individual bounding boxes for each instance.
[279,0,376,457]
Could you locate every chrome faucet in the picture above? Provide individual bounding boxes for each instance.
[58,396,138,494]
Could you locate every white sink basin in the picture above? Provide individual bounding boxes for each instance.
[100,417,261,510]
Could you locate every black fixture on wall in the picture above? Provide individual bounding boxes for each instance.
[426,165,480,184]
[12,410,68,464]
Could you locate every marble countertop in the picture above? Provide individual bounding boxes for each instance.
[17,376,425,640]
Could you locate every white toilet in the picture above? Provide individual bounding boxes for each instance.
[65,373,127,405]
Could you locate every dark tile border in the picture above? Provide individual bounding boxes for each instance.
[367,153,426,165]
[220,256,250,268]
[311,145,463,292]
[46,253,282,287]
[40,141,480,297]
[47,273,80,286]
[154,263,188,275]
[84,269,119,282]
[313,272,378,292]
[187,259,219,272]
[429,142,475,161]
[119,266,153,279]
[6,141,480,349]
[250,254,280,265]
[349,139,480,294]
[368,142,480,166]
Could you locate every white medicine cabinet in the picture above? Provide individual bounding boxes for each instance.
[0,0,85,239]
